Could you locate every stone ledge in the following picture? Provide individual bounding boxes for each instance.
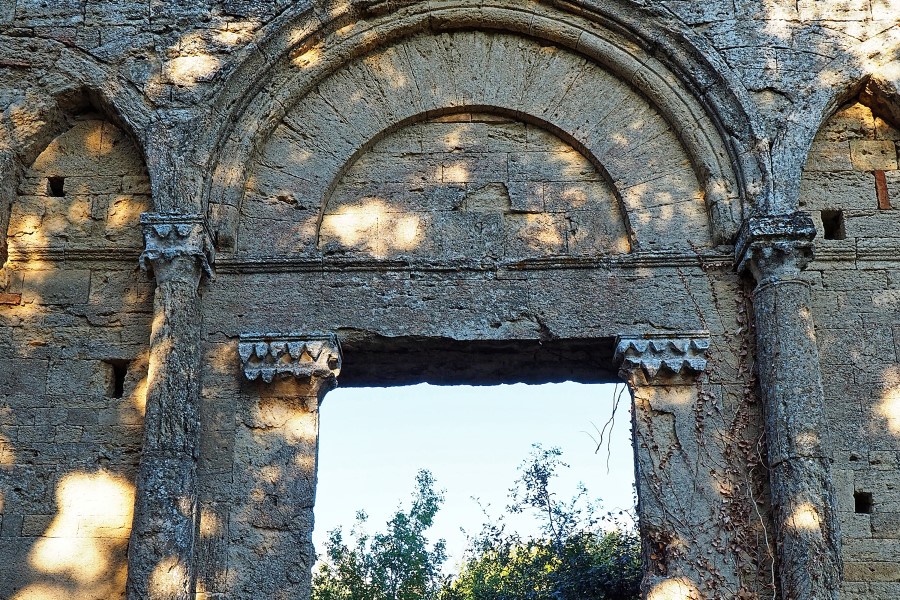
[214,251,736,274]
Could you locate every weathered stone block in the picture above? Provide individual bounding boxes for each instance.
[840,512,873,538]
[872,0,900,21]
[807,141,854,172]
[0,359,48,395]
[21,514,53,536]
[800,171,877,211]
[0,513,22,537]
[871,512,900,538]
[506,181,544,213]
[22,269,91,305]
[46,359,110,398]
[850,140,899,171]
[844,561,900,581]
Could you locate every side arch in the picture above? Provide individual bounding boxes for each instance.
[203,0,765,250]
[0,79,153,268]
[770,26,900,212]
[0,47,157,600]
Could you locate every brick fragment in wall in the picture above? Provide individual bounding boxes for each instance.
[875,171,892,209]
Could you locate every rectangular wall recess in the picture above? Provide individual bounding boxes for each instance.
[47,176,65,197]
[104,360,130,398]
[821,209,846,240]
[854,491,873,514]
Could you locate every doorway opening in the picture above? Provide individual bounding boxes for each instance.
[314,381,637,574]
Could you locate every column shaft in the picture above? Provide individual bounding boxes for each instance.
[753,278,841,599]
[127,214,213,600]
[739,213,842,600]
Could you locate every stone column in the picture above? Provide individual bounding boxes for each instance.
[737,213,842,600]
[127,213,214,599]
[232,334,342,599]
[614,333,714,599]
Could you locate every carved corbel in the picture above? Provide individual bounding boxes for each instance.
[238,333,342,399]
[614,332,710,386]
[139,212,215,281]
[735,212,816,284]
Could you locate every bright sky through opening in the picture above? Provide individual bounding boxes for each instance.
[314,382,636,570]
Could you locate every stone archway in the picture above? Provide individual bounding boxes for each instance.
[122,6,839,600]
[187,17,759,600]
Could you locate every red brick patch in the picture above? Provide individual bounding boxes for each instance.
[875,170,891,210]
[0,293,21,305]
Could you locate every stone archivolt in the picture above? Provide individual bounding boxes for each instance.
[211,18,747,253]
[3,1,899,599]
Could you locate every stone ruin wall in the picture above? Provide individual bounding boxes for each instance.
[800,102,900,594]
[0,1,898,600]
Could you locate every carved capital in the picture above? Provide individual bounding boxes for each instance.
[239,334,342,389]
[735,213,816,284]
[615,333,710,385]
[140,213,215,281]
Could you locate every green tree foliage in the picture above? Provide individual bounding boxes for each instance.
[313,470,449,600]
[443,446,640,600]
[313,447,641,600]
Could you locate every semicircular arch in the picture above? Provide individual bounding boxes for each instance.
[205,1,762,251]
[228,29,725,258]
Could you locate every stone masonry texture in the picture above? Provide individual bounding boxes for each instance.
[0,1,898,599]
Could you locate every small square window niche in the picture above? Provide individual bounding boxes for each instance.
[821,210,846,240]
[854,491,873,514]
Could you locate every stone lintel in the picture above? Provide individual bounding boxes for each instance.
[735,212,816,280]
[139,212,215,278]
[239,333,342,385]
[614,332,710,384]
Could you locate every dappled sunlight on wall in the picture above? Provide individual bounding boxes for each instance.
[149,556,190,597]
[316,112,630,261]
[878,385,900,436]
[0,432,14,471]
[253,396,318,447]
[319,198,424,258]
[13,471,135,599]
[166,55,222,87]
[647,576,700,600]
[788,502,822,532]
